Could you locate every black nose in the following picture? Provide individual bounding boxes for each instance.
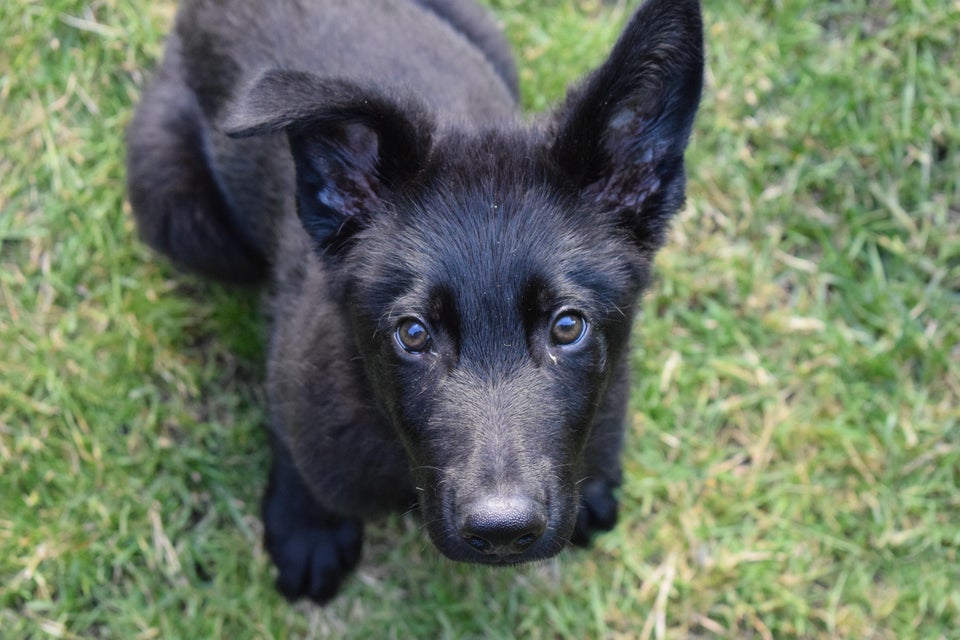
[459,496,547,556]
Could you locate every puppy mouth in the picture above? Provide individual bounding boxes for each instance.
[431,523,569,566]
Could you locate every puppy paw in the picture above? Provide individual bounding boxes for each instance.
[266,516,363,604]
[570,477,619,547]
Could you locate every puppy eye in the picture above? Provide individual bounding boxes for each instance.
[550,311,587,346]
[396,318,431,354]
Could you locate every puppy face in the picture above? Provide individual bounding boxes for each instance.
[340,143,646,560]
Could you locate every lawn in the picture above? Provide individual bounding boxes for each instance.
[1,0,958,637]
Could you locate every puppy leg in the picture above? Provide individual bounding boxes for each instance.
[571,478,620,547]
[571,359,629,546]
[126,46,268,283]
[262,434,363,604]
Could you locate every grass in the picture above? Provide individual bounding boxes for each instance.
[1,0,958,637]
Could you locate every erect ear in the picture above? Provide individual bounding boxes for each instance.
[224,70,434,256]
[550,0,703,249]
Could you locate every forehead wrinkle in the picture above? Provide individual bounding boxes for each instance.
[375,164,638,324]
[416,184,567,274]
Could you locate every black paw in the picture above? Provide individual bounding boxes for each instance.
[570,477,619,547]
[263,436,364,604]
[265,515,363,604]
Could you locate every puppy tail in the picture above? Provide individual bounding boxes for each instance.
[126,61,269,284]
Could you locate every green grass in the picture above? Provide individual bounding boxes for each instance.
[1,0,958,637]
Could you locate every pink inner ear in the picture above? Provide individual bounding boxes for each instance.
[316,158,384,217]
[583,163,662,211]
[580,106,663,210]
[314,123,385,217]
[340,123,380,174]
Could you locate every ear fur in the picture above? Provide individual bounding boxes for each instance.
[224,70,434,255]
[551,0,704,247]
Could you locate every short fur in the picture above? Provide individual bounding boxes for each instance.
[127,0,703,604]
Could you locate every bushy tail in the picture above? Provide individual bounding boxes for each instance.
[126,67,268,284]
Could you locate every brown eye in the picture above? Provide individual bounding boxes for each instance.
[396,318,431,353]
[551,312,587,346]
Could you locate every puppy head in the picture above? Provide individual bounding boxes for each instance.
[338,148,643,561]
[227,0,703,563]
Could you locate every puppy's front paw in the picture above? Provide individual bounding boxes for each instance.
[570,477,619,547]
[266,516,363,604]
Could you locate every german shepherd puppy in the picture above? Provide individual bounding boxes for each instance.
[127,0,703,604]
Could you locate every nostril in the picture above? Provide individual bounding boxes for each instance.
[464,534,494,554]
[513,532,537,551]
[459,495,547,556]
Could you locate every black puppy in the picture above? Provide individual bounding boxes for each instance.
[127,0,703,604]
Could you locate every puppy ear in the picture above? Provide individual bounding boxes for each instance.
[224,70,433,255]
[550,0,703,249]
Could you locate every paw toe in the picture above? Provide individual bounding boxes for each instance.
[571,478,619,547]
[269,520,363,604]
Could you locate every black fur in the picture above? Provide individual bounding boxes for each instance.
[127,0,703,604]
